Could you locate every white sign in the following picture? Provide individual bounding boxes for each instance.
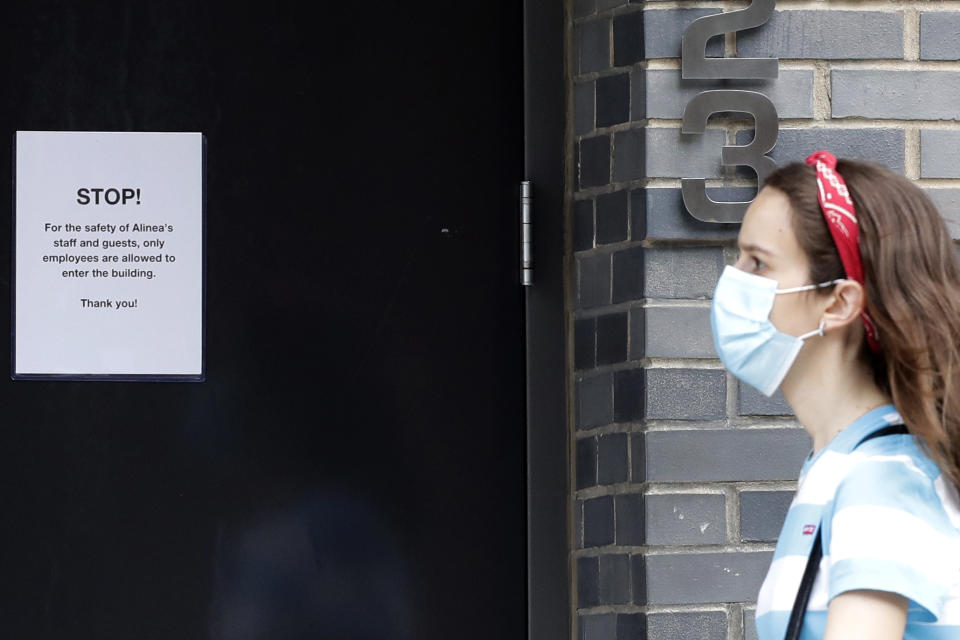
[14,131,204,379]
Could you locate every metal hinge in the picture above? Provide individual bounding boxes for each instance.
[521,180,532,286]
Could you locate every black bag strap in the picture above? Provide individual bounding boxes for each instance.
[784,527,823,640]
[783,423,909,640]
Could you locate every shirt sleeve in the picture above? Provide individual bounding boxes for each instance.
[824,452,959,621]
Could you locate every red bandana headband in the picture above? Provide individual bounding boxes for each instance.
[804,150,880,352]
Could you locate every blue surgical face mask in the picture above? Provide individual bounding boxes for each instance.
[710,265,842,397]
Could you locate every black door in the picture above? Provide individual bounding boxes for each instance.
[0,2,526,638]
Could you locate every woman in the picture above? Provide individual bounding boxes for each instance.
[710,151,960,639]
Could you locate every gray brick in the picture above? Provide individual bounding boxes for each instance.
[738,382,792,416]
[629,69,646,121]
[645,493,726,545]
[924,188,960,240]
[631,434,645,483]
[576,436,598,489]
[613,128,645,182]
[643,9,723,59]
[584,495,616,547]
[921,130,960,178]
[579,613,646,640]
[615,615,645,640]
[921,12,960,60]
[574,198,595,252]
[737,127,905,174]
[612,246,644,304]
[744,610,759,640]
[577,18,610,74]
[577,253,611,309]
[644,69,813,119]
[578,135,611,188]
[576,500,584,548]
[643,246,723,299]
[613,10,644,67]
[597,311,628,365]
[740,490,794,542]
[833,70,960,121]
[615,493,645,546]
[630,188,646,241]
[631,554,646,605]
[575,316,596,370]
[639,187,743,242]
[579,614,615,640]
[628,307,644,360]
[575,80,595,136]
[645,128,726,178]
[644,306,715,358]
[647,611,726,640]
[597,73,630,128]
[738,11,902,59]
[578,556,600,607]
[646,551,773,604]
[577,372,613,430]
[597,190,628,245]
[598,432,628,485]
[614,367,645,423]
[646,368,725,420]
[646,428,811,482]
[599,554,632,604]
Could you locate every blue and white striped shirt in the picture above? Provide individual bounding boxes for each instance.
[755,404,960,640]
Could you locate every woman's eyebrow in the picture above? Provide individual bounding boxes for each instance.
[738,242,774,257]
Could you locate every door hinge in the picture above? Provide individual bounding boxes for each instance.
[521,180,532,286]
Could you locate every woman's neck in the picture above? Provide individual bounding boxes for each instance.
[781,353,892,455]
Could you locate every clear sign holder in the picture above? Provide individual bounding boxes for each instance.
[11,131,206,381]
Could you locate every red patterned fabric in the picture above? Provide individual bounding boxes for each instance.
[804,150,881,353]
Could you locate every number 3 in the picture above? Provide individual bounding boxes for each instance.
[680,90,778,223]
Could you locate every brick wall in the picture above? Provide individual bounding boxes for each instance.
[567,2,960,639]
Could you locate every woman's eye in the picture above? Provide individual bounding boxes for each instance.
[734,251,765,272]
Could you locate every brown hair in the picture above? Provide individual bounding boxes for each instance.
[764,159,960,492]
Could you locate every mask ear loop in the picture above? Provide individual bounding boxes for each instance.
[775,278,845,295]
[775,280,835,341]
[798,319,826,341]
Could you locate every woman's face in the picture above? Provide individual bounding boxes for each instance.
[732,185,827,338]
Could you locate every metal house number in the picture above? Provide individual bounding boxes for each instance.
[680,0,779,223]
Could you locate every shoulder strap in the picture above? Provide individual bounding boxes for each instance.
[854,423,909,448]
[784,527,822,640]
[783,423,909,640]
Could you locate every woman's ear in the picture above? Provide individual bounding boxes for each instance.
[821,280,865,332]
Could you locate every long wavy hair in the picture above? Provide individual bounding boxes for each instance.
[764,159,960,492]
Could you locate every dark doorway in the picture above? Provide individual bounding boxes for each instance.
[0,2,528,638]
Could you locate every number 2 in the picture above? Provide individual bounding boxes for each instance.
[682,0,778,80]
